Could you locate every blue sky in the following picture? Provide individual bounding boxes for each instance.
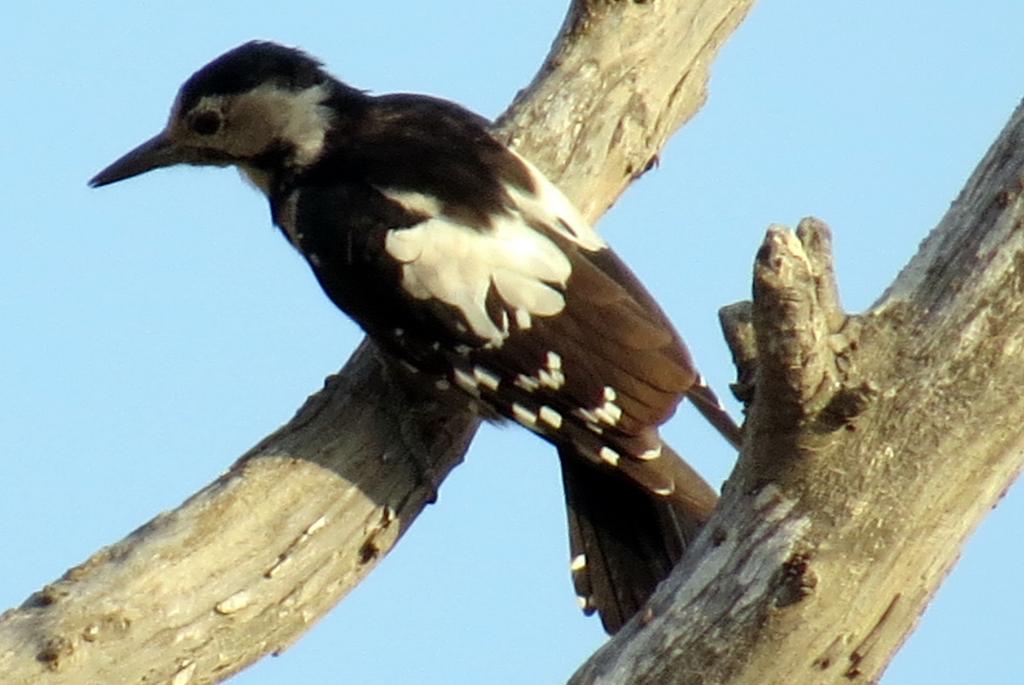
[2,2,1021,683]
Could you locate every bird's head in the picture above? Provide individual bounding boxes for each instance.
[90,41,353,191]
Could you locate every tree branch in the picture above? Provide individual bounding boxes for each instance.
[0,1,755,683]
[571,104,1024,684]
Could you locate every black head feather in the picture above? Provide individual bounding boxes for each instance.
[178,41,330,111]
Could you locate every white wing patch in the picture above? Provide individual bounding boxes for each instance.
[195,83,334,172]
[508,152,606,252]
[382,189,573,346]
[376,188,443,216]
[380,153,605,346]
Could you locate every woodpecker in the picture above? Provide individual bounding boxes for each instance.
[91,41,740,634]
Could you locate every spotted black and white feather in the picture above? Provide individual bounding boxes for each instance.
[90,41,741,635]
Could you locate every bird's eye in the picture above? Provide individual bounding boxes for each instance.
[189,110,222,136]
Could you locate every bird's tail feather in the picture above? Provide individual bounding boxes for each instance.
[687,375,743,450]
[558,442,716,633]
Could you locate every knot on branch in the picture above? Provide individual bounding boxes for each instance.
[720,218,872,439]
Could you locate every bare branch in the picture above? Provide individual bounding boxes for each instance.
[571,101,1024,685]
[750,222,847,429]
[0,2,755,683]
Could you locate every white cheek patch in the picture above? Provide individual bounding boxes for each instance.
[223,83,333,167]
[267,84,334,166]
[384,202,572,346]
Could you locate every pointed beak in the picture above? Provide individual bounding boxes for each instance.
[89,132,187,187]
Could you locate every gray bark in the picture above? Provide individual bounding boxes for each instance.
[0,1,755,683]
[571,119,1024,682]
[9,3,1017,684]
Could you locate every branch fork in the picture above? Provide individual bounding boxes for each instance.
[723,219,873,458]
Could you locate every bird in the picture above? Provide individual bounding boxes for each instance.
[90,41,740,634]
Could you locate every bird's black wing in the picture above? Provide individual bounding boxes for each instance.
[288,94,729,632]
